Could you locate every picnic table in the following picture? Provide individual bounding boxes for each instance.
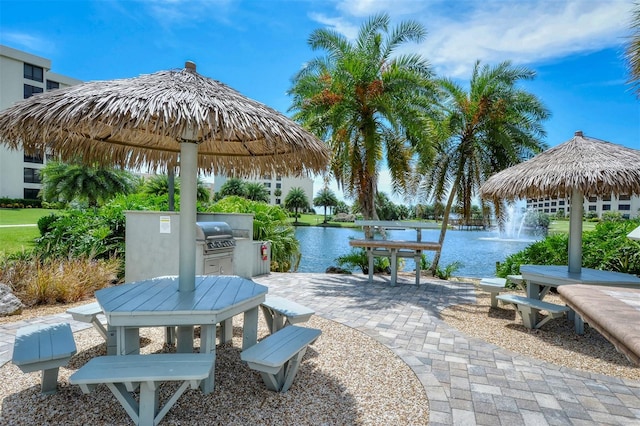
[95,275,267,394]
[350,221,441,286]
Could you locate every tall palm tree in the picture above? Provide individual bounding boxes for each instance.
[289,13,436,227]
[418,61,550,272]
[142,174,210,203]
[627,3,640,97]
[40,161,134,208]
[284,187,310,224]
[245,182,270,203]
[313,187,339,223]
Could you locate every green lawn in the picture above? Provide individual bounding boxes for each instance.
[0,208,57,256]
[548,219,597,234]
[0,208,57,225]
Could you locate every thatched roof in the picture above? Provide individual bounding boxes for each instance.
[0,62,329,176]
[480,131,640,201]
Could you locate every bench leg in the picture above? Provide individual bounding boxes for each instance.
[281,348,307,392]
[390,249,398,286]
[574,313,585,335]
[517,305,537,329]
[139,381,159,426]
[107,382,141,425]
[41,367,60,394]
[490,292,499,308]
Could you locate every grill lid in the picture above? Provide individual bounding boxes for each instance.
[195,221,233,241]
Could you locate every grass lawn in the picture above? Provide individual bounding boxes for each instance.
[0,208,56,256]
[548,219,597,234]
[0,226,39,255]
[0,208,57,225]
[288,213,360,228]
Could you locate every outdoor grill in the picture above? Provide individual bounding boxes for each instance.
[195,221,235,275]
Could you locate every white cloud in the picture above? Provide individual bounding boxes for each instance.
[2,32,55,55]
[323,0,635,77]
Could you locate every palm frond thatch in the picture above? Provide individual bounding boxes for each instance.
[480,131,640,200]
[0,62,330,176]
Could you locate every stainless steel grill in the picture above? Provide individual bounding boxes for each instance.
[195,221,235,274]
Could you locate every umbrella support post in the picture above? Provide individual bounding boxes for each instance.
[568,188,583,274]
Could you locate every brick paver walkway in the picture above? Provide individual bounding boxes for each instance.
[1,272,639,425]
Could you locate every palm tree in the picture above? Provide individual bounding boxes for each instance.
[245,182,270,203]
[627,3,640,97]
[313,187,339,223]
[289,13,436,228]
[142,174,210,203]
[216,177,247,200]
[40,161,134,208]
[284,187,310,224]
[418,61,550,272]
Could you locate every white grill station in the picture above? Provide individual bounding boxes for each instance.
[195,221,235,275]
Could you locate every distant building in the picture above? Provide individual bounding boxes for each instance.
[213,174,314,208]
[526,194,640,219]
[0,45,82,200]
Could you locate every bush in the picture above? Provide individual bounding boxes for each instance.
[497,219,640,277]
[0,198,42,208]
[0,255,119,306]
[335,248,391,274]
[37,213,60,235]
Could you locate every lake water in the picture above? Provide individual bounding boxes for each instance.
[294,226,539,278]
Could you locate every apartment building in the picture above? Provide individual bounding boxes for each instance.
[213,174,314,208]
[0,45,82,200]
[526,194,640,219]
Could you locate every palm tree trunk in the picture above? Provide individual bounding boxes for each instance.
[430,186,457,275]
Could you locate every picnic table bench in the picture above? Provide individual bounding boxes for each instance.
[496,294,569,329]
[351,221,441,286]
[12,322,77,394]
[260,295,315,334]
[241,325,321,392]
[69,353,214,426]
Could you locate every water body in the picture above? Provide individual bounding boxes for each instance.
[294,226,538,278]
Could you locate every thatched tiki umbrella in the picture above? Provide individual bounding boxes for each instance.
[0,62,328,285]
[480,131,640,273]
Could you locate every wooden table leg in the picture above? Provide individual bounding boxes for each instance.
[243,307,259,350]
[199,324,217,394]
[390,249,398,286]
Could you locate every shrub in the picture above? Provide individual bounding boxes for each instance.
[335,248,391,274]
[0,255,119,306]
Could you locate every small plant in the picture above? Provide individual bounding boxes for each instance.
[434,261,462,280]
[335,248,391,274]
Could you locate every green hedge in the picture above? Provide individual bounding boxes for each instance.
[0,197,42,208]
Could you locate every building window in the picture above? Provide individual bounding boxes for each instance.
[24,84,43,99]
[46,80,60,90]
[619,204,631,211]
[544,209,549,213]
[544,202,549,207]
[550,208,556,213]
[24,168,41,184]
[24,63,43,82]
[602,195,611,201]
[551,201,556,206]
[276,175,282,181]
[619,194,631,201]
[24,188,40,199]
[588,196,597,202]
[559,200,565,206]
[275,183,281,189]
[602,204,611,211]
[263,182,271,188]
[623,214,630,219]
[24,153,44,164]
[588,205,597,211]
[275,199,281,205]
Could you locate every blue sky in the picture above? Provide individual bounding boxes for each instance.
[1,0,639,204]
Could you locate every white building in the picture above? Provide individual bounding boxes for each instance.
[526,194,640,219]
[213,174,314,208]
[0,45,82,200]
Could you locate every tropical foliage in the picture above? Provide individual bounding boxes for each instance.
[205,196,300,272]
[289,13,436,224]
[216,177,248,199]
[417,61,550,272]
[40,161,135,207]
[142,174,211,202]
[245,182,270,203]
[627,2,640,97]
[313,187,339,223]
[284,187,311,223]
[497,219,640,278]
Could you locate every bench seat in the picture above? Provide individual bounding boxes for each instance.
[496,294,569,329]
[241,325,321,392]
[261,295,315,334]
[12,322,77,394]
[479,278,507,308]
[558,284,640,365]
[70,353,214,426]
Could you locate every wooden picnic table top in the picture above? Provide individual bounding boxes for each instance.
[355,220,441,230]
[349,239,441,251]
